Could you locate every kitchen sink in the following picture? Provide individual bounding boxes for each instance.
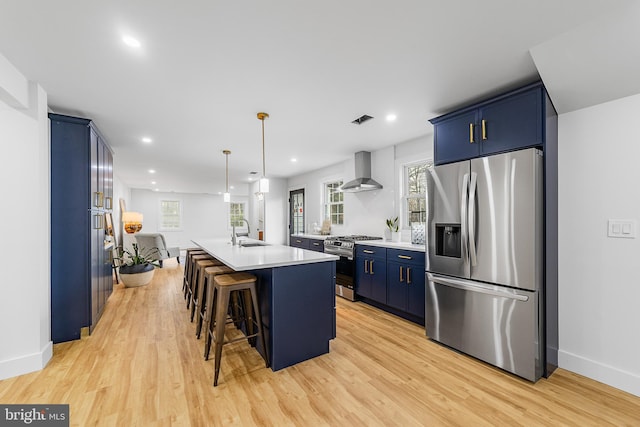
[240,242,269,247]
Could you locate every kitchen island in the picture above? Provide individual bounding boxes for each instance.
[193,238,338,370]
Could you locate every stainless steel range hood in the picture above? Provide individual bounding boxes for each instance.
[339,151,383,192]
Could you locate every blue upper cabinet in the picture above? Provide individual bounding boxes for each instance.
[431,82,547,165]
[432,110,479,164]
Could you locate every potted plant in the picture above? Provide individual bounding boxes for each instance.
[116,243,160,288]
[386,217,401,242]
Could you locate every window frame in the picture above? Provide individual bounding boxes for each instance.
[323,180,344,226]
[158,199,183,231]
[402,161,428,229]
[228,201,248,229]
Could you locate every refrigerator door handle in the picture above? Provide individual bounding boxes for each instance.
[460,173,469,262]
[428,274,529,302]
[468,171,478,266]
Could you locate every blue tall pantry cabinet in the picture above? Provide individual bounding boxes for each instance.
[50,113,114,343]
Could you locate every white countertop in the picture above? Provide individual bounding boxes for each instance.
[193,238,338,271]
[290,233,334,240]
[356,240,426,252]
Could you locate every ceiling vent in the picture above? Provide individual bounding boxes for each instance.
[351,114,374,125]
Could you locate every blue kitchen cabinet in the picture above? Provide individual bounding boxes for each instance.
[431,82,546,165]
[386,249,425,319]
[355,245,387,303]
[50,113,114,343]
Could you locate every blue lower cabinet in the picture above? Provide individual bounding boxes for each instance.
[355,245,387,303]
[251,261,336,371]
[355,245,425,324]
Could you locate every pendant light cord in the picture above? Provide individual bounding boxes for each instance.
[261,118,266,178]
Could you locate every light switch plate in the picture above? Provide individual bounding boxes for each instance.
[607,220,637,238]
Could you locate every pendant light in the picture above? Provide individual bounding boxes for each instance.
[223,149,231,202]
[256,112,269,199]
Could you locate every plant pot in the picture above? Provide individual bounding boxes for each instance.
[391,231,401,243]
[119,263,155,288]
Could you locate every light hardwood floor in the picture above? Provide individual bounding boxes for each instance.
[1,264,639,426]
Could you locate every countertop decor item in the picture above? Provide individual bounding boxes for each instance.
[386,217,401,242]
[117,243,160,287]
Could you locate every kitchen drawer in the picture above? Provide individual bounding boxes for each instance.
[290,237,310,249]
[308,239,324,252]
[356,245,386,260]
[387,248,424,267]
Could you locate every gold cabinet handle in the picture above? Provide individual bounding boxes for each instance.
[398,255,412,260]
[370,260,374,275]
[482,119,487,140]
[105,196,112,210]
[364,259,369,274]
[407,267,412,284]
[363,249,374,254]
[469,123,475,143]
[400,266,404,282]
[94,191,104,208]
[94,214,103,230]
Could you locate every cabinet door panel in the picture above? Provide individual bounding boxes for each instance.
[479,87,542,155]
[407,265,425,318]
[355,257,371,298]
[370,259,387,303]
[386,262,406,311]
[434,111,479,164]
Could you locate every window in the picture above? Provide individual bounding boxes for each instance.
[229,202,246,227]
[404,162,428,227]
[159,200,181,230]
[324,180,344,225]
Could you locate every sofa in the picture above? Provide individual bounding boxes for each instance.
[134,233,180,267]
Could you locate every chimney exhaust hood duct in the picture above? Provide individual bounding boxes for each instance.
[339,151,383,192]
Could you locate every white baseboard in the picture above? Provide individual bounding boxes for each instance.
[559,349,640,397]
[0,341,52,381]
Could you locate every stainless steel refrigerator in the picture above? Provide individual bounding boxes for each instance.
[425,147,544,381]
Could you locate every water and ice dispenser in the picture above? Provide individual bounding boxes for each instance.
[435,223,461,258]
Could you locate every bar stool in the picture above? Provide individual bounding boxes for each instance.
[185,254,214,305]
[189,258,223,315]
[183,249,208,299]
[195,264,234,339]
[208,272,269,386]
[183,248,206,291]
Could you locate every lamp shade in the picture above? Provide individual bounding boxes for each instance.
[123,211,143,234]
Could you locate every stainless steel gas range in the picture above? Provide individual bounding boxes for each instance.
[324,235,382,301]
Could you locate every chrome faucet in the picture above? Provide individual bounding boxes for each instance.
[231,218,251,245]
[241,218,251,235]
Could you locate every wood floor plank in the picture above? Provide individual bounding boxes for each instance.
[1,264,639,426]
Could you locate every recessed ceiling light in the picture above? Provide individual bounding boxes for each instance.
[122,35,141,48]
[230,185,235,190]
[291,158,297,162]
[386,114,397,122]
[153,188,159,192]
[151,181,156,185]
[148,169,156,174]
[142,137,152,144]
[217,191,222,195]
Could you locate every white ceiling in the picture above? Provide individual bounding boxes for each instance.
[0,0,635,194]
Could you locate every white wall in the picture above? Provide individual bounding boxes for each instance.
[558,93,640,396]
[287,135,433,239]
[0,53,51,379]
[129,189,249,249]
